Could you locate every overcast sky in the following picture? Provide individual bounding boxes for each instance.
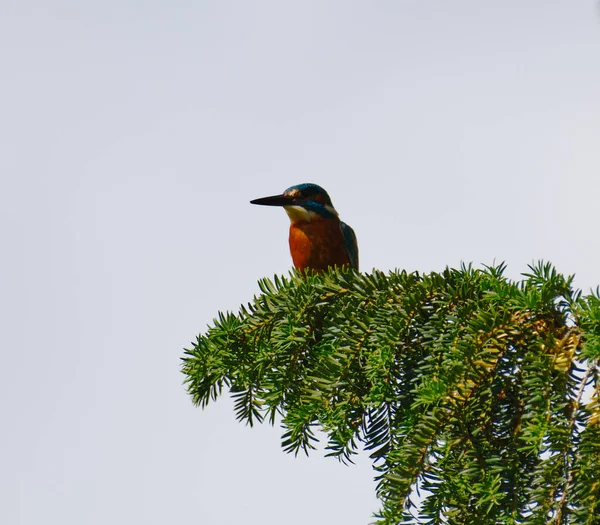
[2,2,600,524]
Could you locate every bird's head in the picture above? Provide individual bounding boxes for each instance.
[250,183,339,223]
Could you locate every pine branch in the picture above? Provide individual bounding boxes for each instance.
[181,264,600,525]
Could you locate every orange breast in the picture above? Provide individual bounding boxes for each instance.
[288,218,350,271]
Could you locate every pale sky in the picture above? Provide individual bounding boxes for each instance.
[2,2,600,524]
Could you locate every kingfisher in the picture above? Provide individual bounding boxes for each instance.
[250,183,359,272]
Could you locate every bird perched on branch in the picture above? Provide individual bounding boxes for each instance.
[250,183,358,272]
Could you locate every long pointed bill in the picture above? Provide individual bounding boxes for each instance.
[250,194,292,207]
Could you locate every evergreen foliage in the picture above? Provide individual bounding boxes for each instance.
[182,263,600,524]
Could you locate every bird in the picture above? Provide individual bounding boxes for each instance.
[250,183,358,272]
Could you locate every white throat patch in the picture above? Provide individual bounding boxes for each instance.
[284,205,319,223]
[284,205,338,224]
[283,204,339,224]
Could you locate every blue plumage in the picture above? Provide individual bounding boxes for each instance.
[341,222,359,271]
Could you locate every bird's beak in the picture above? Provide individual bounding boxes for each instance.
[250,194,292,207]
